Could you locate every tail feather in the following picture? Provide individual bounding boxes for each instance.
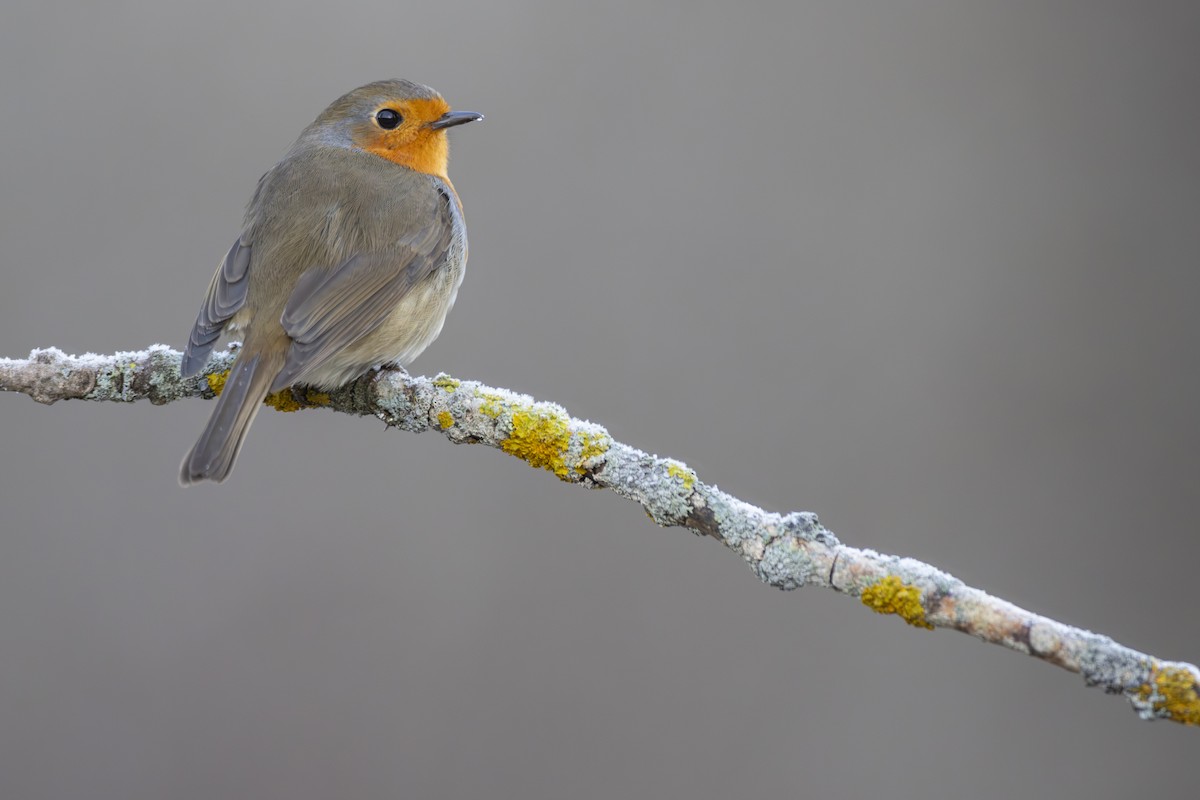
[179,351,279,485]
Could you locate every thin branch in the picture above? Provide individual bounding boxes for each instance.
[3,345,1197,727]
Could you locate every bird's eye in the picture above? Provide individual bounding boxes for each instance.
[375,109,403,130]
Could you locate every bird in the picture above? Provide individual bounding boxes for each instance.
[178,79,482,485]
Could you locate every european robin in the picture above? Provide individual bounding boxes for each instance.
[178,79,482,484]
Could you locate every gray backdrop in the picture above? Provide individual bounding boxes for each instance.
[2,2,1197,797]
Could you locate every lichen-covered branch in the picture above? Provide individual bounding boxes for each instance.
[2,345,1197,727]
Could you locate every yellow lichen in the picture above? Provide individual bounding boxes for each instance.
[478,392,505,418]
[502,407,571,478]
[262,386,329,412]
[666,461,696,490]
[579,432,610,463]
[264,389,303,412]
[304,389,330,405]
[437,411,455,429]
[860,575,934,630]
[205,370,230,395]
[433,375,461,392]
[205,370,310,412]
[1138,665,1200,725]
[571,431,611,478]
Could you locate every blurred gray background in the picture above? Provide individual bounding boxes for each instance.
[2,1,1198,797]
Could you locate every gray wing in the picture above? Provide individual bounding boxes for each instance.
[268,188,457,392]
[181,236,252,377]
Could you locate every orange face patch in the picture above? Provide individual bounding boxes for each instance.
[353,97,454,178]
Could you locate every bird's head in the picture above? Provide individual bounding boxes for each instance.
[301,79,482,178]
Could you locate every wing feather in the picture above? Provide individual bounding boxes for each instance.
[181,237,252,377]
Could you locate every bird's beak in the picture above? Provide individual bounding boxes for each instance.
[428,111,484,130]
